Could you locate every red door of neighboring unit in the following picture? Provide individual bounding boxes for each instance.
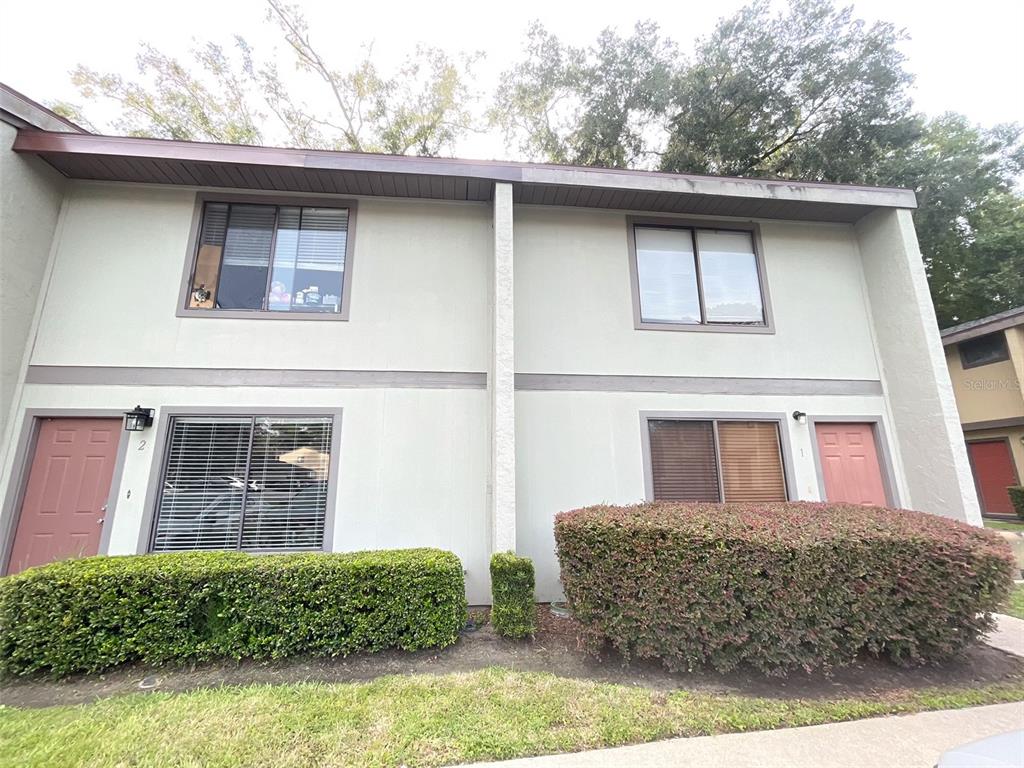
[5,418,121,575]
[967,440,1018,516]
[815,423,888,506]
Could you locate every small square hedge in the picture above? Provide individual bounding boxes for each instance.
[555,502,1015,676]
[1009,486,1024,520]
[490,552,536,639]
[0,548,466,676]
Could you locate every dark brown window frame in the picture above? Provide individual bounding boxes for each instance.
[177,192,358,321]
[958,331,1011,370]
[626,216,775,334]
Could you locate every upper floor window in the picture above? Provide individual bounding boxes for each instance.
[186,200,351,316]
[630,222,769,330]
[959,332,1010,369]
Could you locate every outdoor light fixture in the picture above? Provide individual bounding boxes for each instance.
[123,405,155,432]
[792,410,807,424]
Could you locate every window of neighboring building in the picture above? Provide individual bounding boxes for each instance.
[959,332,1010,369]
[647,418,787,502]
[632,224,767,327]
[187,201,351,315]
[151,415,334,552]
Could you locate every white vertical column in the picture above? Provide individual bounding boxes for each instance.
[856,207,981,525]
[491,182,516,552]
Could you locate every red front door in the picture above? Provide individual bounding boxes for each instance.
[6,418,122,575]
[815,422,889,506]
[967,440,1018,515]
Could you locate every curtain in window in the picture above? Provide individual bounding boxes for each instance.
[717,421,786,502]
[648,419,720,501]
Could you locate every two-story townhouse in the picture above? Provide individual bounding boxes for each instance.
[942,307,1024,516]
[0,83,980,602]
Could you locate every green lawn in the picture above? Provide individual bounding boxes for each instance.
[984,518,1024,532]
[1006,585,1024,619]
[2,669,1023,768]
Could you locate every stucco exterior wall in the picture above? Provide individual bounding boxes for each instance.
[855,208,980,524]
[31,183,491,373]
[514,205,881,380]
[945,336,1024,425]
[0,120,65,445]
[516,390,900,600]
[8,382,492,602]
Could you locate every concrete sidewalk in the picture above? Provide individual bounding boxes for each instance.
[989,613,1024,657]
[463,702,1024,767]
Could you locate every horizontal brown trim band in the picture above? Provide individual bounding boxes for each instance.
[25,365,486,390]
[962,416,1024,432]
[514,374,884,396]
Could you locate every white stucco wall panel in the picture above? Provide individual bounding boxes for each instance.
[7,384,491,602]
[31,184,491,373]
[0,121,65,440]
[513,206,880,380]
[515,389,900,600]
[856,209,980,524]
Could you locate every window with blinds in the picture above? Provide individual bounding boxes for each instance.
[633,225,765,326]
[647,419,787,502]
[151,415,333,552]
[187,201,350,314]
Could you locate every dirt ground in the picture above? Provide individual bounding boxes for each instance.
[3,605,1023,709]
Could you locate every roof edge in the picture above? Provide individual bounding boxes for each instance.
[941,305,1024,345]
[0,84,87,134]
[12,129,918,210]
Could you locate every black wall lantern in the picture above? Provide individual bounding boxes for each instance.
[792,410,807,424]
[124,405,155,432]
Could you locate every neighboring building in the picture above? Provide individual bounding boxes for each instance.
[0,83,980,602]
[942,307,1024,516]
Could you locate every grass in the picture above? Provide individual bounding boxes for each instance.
[1006,584,1024,619]
[2,668,1023,768]
[984,518,1024,532]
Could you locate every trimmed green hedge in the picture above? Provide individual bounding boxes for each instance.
[555,502,1015,676]
[0,548,466,676]
[490,552,536,639]
[1009,486,1024,520]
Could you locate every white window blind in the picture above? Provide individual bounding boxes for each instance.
[152,415,333,552]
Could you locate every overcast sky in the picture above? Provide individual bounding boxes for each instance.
[2,0,1021,160]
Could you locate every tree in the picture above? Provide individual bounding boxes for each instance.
[492,21,676,168]
[881,115,1024,326]
[55,0,480,156]
[660,0,919,182]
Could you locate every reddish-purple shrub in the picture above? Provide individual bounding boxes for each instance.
[554,502,1015,676]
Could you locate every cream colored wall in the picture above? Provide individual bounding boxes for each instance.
[0,120,65,443]
[514,205,881,379]
[516,390,900,600]
[945,335,1024,425]
[10,382,493,603]
[31,183,492,373]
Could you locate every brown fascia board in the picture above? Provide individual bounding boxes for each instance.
[0,84,88,133]
[12,129,918,210]
[941,306,1024,346]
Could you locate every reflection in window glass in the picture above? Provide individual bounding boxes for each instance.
[152,415,333,552]
[696,230,764,324]
[635,227,700,324]
[188,201,349,314]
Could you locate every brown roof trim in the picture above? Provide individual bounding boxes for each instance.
[941,306,1024,346]
[0,83,87,134]
[13,129,917,210]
